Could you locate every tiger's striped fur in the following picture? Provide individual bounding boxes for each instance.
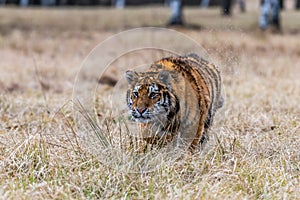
[125,53,223,152]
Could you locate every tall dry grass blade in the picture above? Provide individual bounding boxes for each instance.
[74,99,111,148]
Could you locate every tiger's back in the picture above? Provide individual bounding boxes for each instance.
[125,53,223,152]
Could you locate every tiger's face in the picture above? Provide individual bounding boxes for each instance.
[125,70,172,123]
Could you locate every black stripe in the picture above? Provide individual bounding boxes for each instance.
[185,57,216,110]
[167,94,180,120]
[167,57,205,108]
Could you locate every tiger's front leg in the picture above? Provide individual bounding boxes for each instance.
[140,123,173,146]
[172,123,199,153]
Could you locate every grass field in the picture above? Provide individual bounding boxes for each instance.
[0,2,300,199]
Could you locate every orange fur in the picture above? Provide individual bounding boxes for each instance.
[125,53,223,152]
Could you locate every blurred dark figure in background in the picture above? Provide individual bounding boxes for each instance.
[296,0,300,9]
[168,0,184,25]
[260,0,281,31]
[222,0,232,15]
[168,0,240,25]
[114,0,125,8]
[279,0,284,9]
[200,0,210,8]
[238,0,246,12]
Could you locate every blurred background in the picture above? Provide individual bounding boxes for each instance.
[0,0,299,94]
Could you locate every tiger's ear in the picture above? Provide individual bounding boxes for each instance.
[158,70,171,85]
[125,70,138,84]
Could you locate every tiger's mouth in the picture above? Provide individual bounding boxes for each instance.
[129,106,168,123]
[130,114,152,123]
[128,110,155,123]
[133,117,152,123]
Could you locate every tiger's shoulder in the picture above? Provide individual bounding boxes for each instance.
[150,53,223,110]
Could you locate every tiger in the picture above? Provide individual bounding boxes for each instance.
[125,53,223,153]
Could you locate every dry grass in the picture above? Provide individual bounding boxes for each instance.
[0,3,300,199]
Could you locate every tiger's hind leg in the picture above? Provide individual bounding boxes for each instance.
[200,97,224,146]
[199,130,209,144]
[189,114,208,153]
[198,112,212,150]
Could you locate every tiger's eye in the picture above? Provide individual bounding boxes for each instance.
[132,91,139,98]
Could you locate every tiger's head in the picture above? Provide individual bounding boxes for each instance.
[125,70,174,123]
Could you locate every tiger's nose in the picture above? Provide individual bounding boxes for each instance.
[136,107,147,114]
